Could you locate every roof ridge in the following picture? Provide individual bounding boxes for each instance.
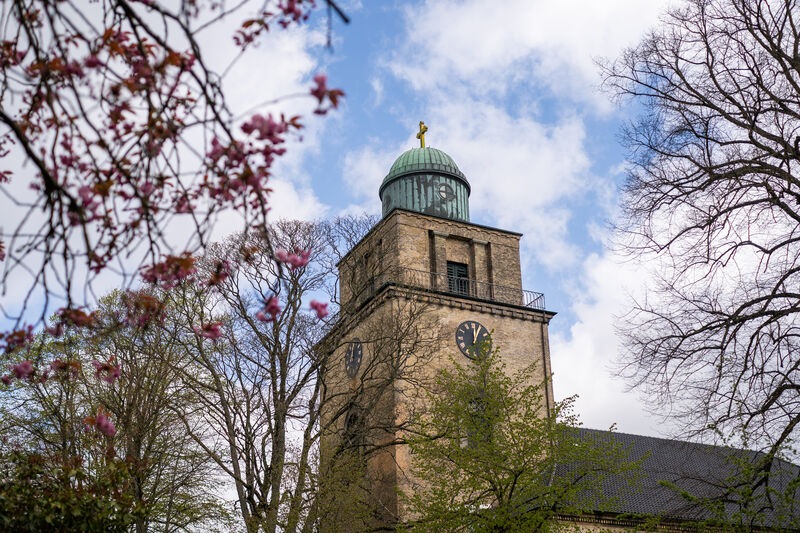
[577,427,800,467]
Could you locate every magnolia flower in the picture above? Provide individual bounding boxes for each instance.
[194,322,224,340]
[256,296,282,322]
[310,300,329,319]
[91,359,121,384]
[274,248,311,270]
[10,360,34,380]
[94,412,117,437]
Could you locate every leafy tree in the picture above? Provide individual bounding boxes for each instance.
[0,333,139,531]
[603,0,800,506]
[0,449,138,533]
[0,215,376,532]
[402,345,635,532]
[0,292,230,532]
[88,291,232,532]
[165,220,342,533]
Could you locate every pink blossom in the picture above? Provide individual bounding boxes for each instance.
[94,412,117,437]
[206,260,231,286]
[310,300,329,319]
[45,308,96,338]
[50,359,81,379]
[280,0,303,20]
[206,137,226,162]
[256,296,281,322]
[140,181,154,196]
[180,52,195,69]
[309,73,343,114]
[175,194,192,214]
[64,60,85,78]
[141,253,197,289]
[241,113,288,143]
[122,291,165,328]
[265,297,281,315]
[76,186,101,220]
[45,323,64,337]
[56,307,98,328]
[77,185,94,205]
[1,375,11,385]
[194,321,224,340]
[2,326,34,353]
[84,54,103,68]
[274,248,311,269]
[91,359,121,384]
[10,360,34,380]
[310,73,328,103]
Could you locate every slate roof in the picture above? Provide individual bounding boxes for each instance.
[572,428,800,529]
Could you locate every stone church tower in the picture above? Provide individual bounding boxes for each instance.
[319,125,555,530]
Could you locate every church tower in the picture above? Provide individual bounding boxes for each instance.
[319,123,555,530]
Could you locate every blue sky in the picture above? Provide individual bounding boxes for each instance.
[217,0,677,437]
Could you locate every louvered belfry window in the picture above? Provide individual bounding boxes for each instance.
[447,261,470,296]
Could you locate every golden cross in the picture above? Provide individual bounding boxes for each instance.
[416,121,428,148]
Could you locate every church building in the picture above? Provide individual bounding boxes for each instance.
[318,124,800,532]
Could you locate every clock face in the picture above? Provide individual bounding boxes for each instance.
[455,321,491,359]
[345,339,363,378]
[438,183,456,201]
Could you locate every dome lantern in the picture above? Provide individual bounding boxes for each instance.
[379,122,470,221]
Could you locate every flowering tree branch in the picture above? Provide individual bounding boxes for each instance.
[0,0,344,355]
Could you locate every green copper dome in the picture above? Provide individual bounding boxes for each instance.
[381,147,469,188]
[379,147,471,222]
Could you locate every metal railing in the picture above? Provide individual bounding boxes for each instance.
[349,266,545,310]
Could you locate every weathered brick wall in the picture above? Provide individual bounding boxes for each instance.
[319,292,448,528]
[338,210,526,312]
[322,209,553,529]
[390,210,524,291]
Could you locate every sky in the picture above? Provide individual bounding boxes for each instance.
[207,0,679,438]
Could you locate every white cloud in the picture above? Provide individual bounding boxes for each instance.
[388,0,671,111]
[268,177,329,221]
[201,21,325,118]
[549,249,669,436]
[339,139,409,215]
[339,100,591,269]
[370,0,668,269]
[423,99,589,269]
[370,77,384,108]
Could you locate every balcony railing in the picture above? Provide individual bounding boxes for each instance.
[349,266,545,310]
